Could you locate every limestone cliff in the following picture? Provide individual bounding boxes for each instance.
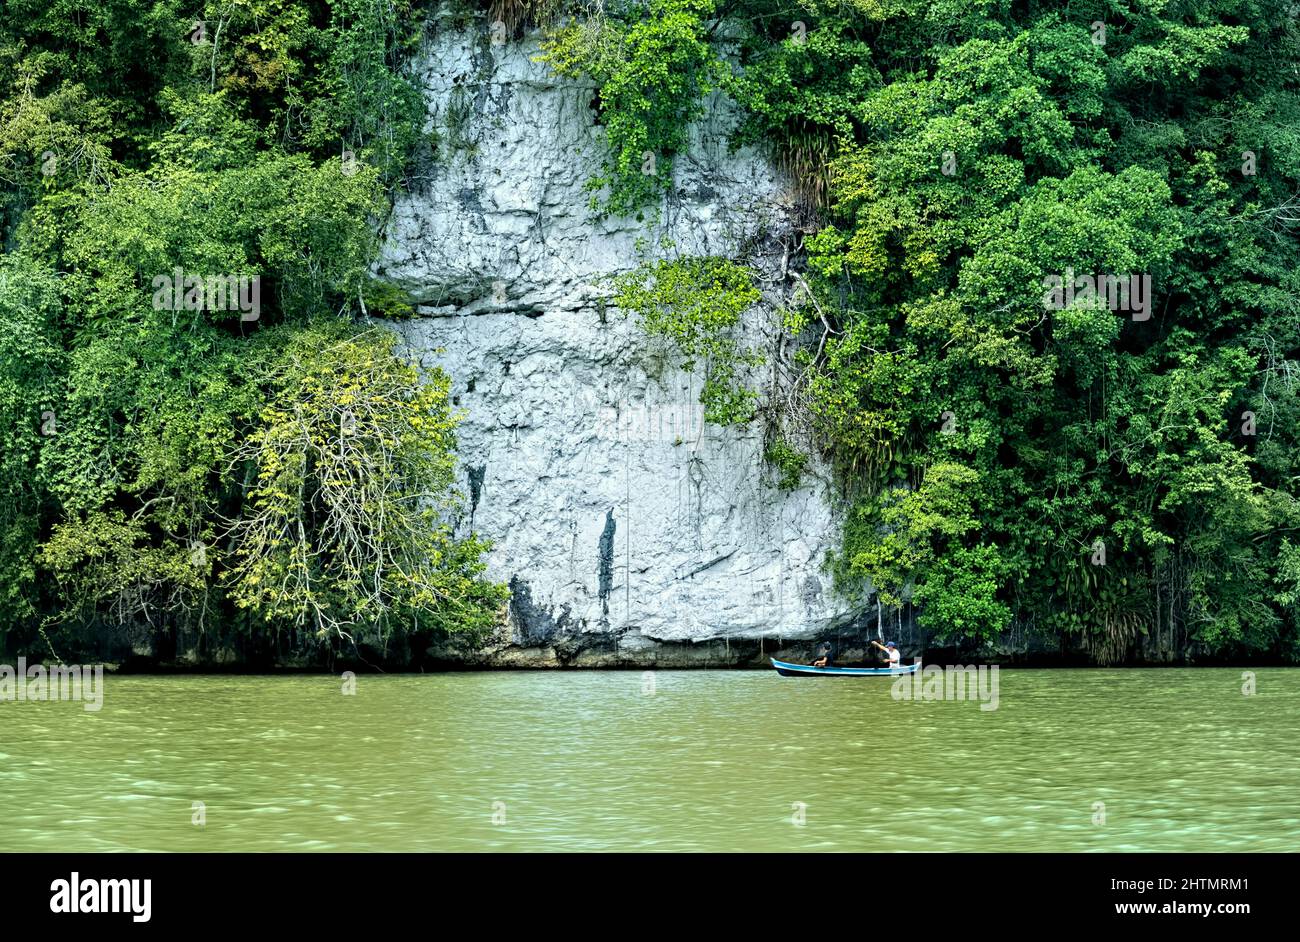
[377,14,863,664]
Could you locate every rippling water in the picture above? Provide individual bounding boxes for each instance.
[1,668,1296,851]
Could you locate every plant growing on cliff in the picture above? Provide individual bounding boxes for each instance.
[726,11,878,211]
[538,0,727,215]
[764,436,807,490]
[224,324,506,646]
[613,256,762,425]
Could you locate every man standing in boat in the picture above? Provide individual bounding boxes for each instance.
[871,640,902,669]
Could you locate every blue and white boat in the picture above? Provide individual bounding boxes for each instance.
[770,657,921,678]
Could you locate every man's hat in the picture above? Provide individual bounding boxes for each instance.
[885,642,896,648]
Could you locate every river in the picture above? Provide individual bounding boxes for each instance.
[1,668,1296,851]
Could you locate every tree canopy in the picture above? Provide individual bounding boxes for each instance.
[0,0,506,664]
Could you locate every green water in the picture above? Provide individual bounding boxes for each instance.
[1,669,1297,851]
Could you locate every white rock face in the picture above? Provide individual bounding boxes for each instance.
[378,14,861,662]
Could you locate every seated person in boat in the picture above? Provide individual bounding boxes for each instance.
[871,640,902,668]
[811,642,834,668]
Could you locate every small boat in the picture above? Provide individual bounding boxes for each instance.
[770,657,921,678]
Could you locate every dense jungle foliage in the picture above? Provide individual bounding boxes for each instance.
[0,0,507,662]
[538,0,1300,662]
[4,0,1299,664]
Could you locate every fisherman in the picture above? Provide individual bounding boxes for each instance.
[871,640,901,669]
[811,642,834,668]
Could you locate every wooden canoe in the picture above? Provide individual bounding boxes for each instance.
[770,656,921,677]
